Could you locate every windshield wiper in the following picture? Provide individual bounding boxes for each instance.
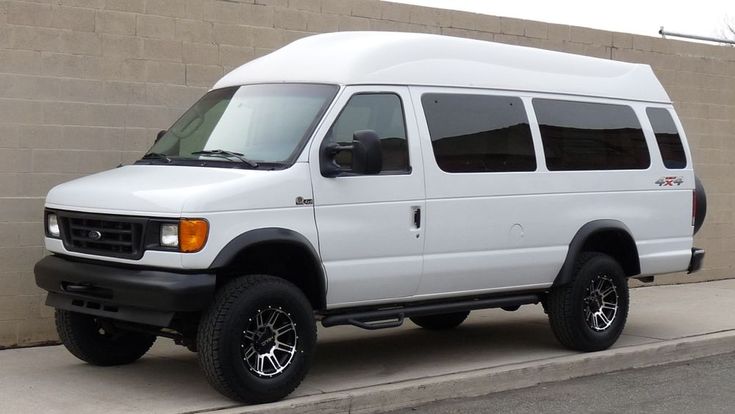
[141,152,172,163]
[191,150,259,168]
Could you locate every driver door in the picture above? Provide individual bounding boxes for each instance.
[309,86,426,308]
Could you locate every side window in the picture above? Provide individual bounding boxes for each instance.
[325,93,409,173]
[646,108,687,169]
[421,93,536,173]
[533,99,650,171]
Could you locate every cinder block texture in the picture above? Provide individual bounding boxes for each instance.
[0,0,733,348]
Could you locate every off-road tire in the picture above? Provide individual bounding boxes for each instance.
[197,275,317,404]
[410,311,470,330]
[546,252,629,352]
[55,309,156,366]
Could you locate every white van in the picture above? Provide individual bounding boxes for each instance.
[34,32,706,403]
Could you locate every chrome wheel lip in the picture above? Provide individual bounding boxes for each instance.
[241,307,298,378]
[583,274,619,332]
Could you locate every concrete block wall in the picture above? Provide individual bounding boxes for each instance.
[0,0,733,348]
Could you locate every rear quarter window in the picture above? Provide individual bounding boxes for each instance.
[646,107,687,169]
[533,99,650,171]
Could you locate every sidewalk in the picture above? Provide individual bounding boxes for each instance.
[2,280,735,414]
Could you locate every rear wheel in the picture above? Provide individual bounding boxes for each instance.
[546,253,629,352]
[55,309,156,366]
[197,275,317,404]
[410,311,470,330]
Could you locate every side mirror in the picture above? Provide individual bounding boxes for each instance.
[351,130,382,175]
[155,130,167,142]
[320,130,383,177]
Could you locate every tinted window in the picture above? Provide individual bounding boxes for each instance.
[533,99,650,171]
[325,93,409,173]
[646,107,687,169]
[422,94,536,173]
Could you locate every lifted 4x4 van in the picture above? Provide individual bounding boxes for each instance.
[35,32,706,403]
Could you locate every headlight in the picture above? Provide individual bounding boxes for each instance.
[159,219,208,252]
[47,213,60,237]
[160,223,179,247]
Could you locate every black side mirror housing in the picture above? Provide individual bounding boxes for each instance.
[155,130,167,142]
[320,130,383,177]
[351,130,382,175]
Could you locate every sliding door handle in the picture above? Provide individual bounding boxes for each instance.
[412,207,421,229]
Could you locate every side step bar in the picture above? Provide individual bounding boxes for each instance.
[321,293,542,330]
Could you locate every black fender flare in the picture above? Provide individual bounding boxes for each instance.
[552,220,639,287]
[209,228,326,308]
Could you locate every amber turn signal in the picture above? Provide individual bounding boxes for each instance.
[179,219,208,253]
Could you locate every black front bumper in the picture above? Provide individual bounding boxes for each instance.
[35,255,216,327]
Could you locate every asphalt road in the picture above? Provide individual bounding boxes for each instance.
[387,352,735,414]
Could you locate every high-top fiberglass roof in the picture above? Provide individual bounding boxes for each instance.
[214,31,670,103]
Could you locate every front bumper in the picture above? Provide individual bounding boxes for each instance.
[688,248,705,274]
[34,255,216,326]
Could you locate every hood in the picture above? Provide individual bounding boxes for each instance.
[45,164,311,216]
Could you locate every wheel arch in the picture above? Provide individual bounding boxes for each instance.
[209,228,327,310]
[553,220,641,287]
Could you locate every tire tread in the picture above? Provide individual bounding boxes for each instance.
[410,311,470,330]
[55,309,155,366]
[547,252,629,351]
[197,274,316,403]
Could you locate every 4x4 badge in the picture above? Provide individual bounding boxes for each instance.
[655,176,683,186]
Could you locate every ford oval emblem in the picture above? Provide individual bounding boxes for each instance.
[88,230,102,241]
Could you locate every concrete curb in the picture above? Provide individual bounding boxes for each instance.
[204,330,735,414]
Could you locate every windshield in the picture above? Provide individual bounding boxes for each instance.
[140,83,339,168]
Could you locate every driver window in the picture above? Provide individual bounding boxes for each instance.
[325,93,410,173]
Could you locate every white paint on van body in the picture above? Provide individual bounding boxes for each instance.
[215,32,670,103]
[45,163,320,270]
[43,32,697,310]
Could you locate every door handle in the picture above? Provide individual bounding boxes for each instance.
[412,207,421,229]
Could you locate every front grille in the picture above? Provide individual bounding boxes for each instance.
[57,211,146,259]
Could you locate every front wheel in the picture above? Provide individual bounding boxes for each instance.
[55,310,156,366]
[197,275,317,404]
[546,253,629,352]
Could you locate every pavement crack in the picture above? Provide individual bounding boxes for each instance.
[624,334,668,340]
[178,404,243,414]
[677,328,735,339]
